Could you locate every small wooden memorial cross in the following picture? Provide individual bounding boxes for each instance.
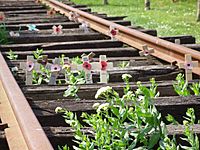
[27,24,39,32]
[179,54,198,82]
[70,55,113,84]
[52,25,63,35]
[70,55,94,84]
[139,45,154,64]
[68,11,79,23]
[81,56,93,83]
[139,45,154,57]
[49,58,62,85]
[35,0,41,4]
[61,57,71,82]
[99,55,113,83]
[47,8,56,17]
[109,25,118,41]
[20,56,40,85]
[79,21,89,33]
[0,12,5,22]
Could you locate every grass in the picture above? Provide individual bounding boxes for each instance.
[71,0,200,43]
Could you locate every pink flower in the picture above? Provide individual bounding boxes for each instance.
[51,64,61,72]
[101,61,107,70]
[26,61,34,71]
[83,62,92,70]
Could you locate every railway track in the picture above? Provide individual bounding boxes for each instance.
[0,0,200,149]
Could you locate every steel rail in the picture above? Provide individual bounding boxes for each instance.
[0,53,53,150]
[41,0,200,75]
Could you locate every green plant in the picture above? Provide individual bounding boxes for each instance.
[32,70,43,85]
[32,65,51,85]
[57,75,169,149]
[190,82,200,96]
[7,49,18,60]
[33,48,44,60]
[71,56,82,64]
[60,54,65,66]
[118,61,129,68]
[166,108,199,150]
[0,24,8,44]
[173,73,190,96]
[64,70,85,100]
[57,74,200,149]
[166,114,179,125]
[40,65,51,83]
[181,108,199,150]
[58,145,70,150]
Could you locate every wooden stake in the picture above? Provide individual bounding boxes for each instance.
[175,39,181,44]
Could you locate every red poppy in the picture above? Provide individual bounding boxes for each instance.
[101,61,107,70]
[0,15,4,21]
[56,27,61,33]
[83,61,92,70]
[110,29,117,36]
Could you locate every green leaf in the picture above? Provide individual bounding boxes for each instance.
[148,132,160,149]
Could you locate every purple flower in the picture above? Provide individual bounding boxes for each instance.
[26,61,34,71]
[185,63,193,70]
[51,64,61,72]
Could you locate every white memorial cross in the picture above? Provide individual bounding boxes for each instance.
[70,55,113,84]
[68,11,79,23]
[0,12,5,22]
[139,45,154,56]
[109,25,118,41]
[47,8,56,17]
[79,21,89,33]
[48,58,62,85]
[99,55,113,83]
[179,54,198,82]
[52,25,63,35]
[20,56,40,85]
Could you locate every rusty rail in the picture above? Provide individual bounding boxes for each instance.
[41,0,200,75]
[0,53,53,150]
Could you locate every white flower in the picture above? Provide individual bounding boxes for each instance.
[92,103,100,109]
[122,74,132,80]
[97,103,109,113]
[55,107,63,113]
[95,86,112,99]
